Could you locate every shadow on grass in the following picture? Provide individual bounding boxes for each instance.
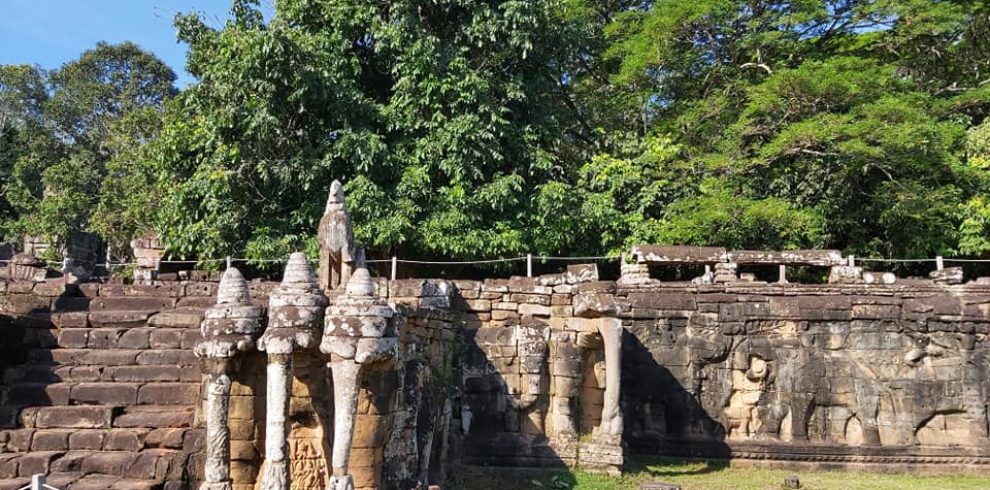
[448,466,578,490]
[625,454,729,478]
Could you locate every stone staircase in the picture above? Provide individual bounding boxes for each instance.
[0,282,214,490]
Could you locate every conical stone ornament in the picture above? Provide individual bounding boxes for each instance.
[345,267,375,297]
[261,252,328,354]
[216,267,252,304]
[195,267,263,360]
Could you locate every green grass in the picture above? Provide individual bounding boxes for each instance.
[448,457,990,490]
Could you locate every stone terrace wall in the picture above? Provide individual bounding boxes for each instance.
[4,274,990,488]
[0,281,215,490]
[449,277,990,474]
[0,278,460,490]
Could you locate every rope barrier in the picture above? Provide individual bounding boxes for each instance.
[5,254,990,271]
[533,255,621,261]
[392,257,527,265]
[855,258,938,263]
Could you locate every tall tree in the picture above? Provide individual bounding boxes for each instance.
[3,42,176,249]
[154,0,595,261]
[0,65,56,241]
[571,0,990,257]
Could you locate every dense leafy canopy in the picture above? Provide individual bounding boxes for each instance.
[0,42,176,253]
[1,0,989,262]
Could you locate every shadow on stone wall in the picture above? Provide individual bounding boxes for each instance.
[621,331,731,459]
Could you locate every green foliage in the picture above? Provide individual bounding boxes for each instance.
[0,42,176,252]
[154,0,593,260]
[658,189,824,250]
[6,0,990,263]
[0,64,52,240]
[959,121,990,255]
[586,0,990,258]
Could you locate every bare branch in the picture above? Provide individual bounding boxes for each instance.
[740,62,773,75]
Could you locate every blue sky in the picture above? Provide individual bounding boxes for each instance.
[0,0,273,87]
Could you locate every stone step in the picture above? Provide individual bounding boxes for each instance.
[3,365,200,385]
[45,308,206,330]
[112,406,197,430]
[89,297,177,313]
[0,475,164,490]
[86,310,163,329]
[52,328,200,351]
[2,382,200,408]
[26,349,198,367]
[1,427,201,453]
[8,404,196,431]
[0,449,189,488]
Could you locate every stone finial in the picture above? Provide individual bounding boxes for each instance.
[318,179,357,291]
[327,179,345,210]
[345,267,375,298]
[261,252,328,354]
[195,267,263,361]
[828,265,863,284]
[130,232,165,285]
[216,267,252,305]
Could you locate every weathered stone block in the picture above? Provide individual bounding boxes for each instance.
[71,383,139,405]
[519,304,551,316]
[144,428,185,449]
[627,293,696,311]
[57,328,89,349]
[136,349,197,366]
[107,366,182,383]
[16,451,62,477]
[148,329,183,349]
[574,293,619,318]
[632,245,727,263]
[104,429,148,452]
[851,304,900,320]
[137,383,200,405]
[29,429,71,451]
[81,451,133,476]
[86,328,125,348]
[36,407,114,429]
[1,294,51,315]
[89,311,156,328]
[114,408,192,429]
[90,296,176,311]
[99,284,184,297]
[117,328,151,349]
[52,311,89,328]
[931,267,964,285]
[5,383,70,406]
[508,293,551,306]
[148,310,204,329]
[4,429,34,452]
[68,429,106,450]
[828,265,863,284]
